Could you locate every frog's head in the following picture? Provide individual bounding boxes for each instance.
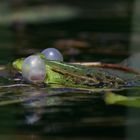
[12,54,65,84]
[12,54,46,72]
[12,55,48,83]
[12,58,24,72]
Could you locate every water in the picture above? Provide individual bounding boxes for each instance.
[0,87,127,139]
[0,1,140,140]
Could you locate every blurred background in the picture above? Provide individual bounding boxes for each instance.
[0,0,140,140]
[0,0,139,64]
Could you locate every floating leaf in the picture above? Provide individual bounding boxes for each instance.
[105,92,140,108]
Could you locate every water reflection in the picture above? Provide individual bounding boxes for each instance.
[0,81,126,137]
[0,0,140,140]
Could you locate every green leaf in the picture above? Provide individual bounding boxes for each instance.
[105,92,140,108]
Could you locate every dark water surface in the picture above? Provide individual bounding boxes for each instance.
[0,1,140,139]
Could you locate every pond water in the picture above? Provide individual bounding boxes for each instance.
[0,1,140,139]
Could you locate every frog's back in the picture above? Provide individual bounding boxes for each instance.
[45,60,126,88]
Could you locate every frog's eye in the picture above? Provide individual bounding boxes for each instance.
[22,55,46,83]
[41,48,63,61]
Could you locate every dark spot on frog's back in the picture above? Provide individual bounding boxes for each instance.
[86,69,93,77]
[63,67,67,70]
[73,69,77,73]
[83,81,105,87]
[95,76,103,81]
[86,73,93,77]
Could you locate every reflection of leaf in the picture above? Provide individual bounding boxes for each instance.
[105,92,140,107]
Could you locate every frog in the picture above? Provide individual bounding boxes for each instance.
[12,54,131,90]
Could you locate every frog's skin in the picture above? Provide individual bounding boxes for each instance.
[12,54,128,89]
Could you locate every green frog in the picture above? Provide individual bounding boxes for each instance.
[12,54,130,90]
